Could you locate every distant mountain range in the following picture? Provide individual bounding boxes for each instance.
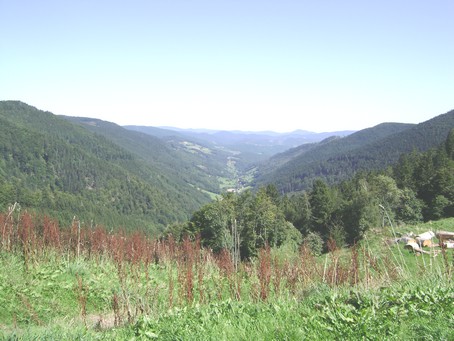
[125,125,355,168]
[254,110,454,192]
[1,100,452,232]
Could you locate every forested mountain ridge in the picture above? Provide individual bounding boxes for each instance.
[126,125,355,169]
[1,100,452,237]
[255,110,454,192]
[181,128,454,259]
[0,101,214,232]
[255,123,413,177]
[255,123,414,186]
[65,116,231,195]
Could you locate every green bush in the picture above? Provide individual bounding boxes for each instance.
[303,231,324,256]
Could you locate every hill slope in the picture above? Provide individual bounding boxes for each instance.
[256,110,454,192]
[126,125,355,169]
[0,101,213,232]
[65,117,230,195]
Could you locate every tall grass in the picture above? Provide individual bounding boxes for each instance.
[0,211,452,339]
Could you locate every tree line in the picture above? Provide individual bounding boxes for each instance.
[170,129,454,260]
[0,101,211,232]
[256,111,454,193]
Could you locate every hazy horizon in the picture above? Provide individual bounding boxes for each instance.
[1,1,453,132]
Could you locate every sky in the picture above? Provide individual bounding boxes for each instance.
[1,0,453,133]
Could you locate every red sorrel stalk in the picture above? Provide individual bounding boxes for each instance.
[258,244,271,301]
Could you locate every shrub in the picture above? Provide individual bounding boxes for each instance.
[303,231,323,256]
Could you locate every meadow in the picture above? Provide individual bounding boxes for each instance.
[0,209,452,340]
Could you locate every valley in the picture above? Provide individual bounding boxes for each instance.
[0,101,453,340]
[2,1,453,339]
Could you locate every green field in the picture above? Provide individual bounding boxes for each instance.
[0,213,452,340]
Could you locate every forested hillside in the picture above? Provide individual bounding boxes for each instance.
[181,129,454,259]
[256,110,454,192]
[258,123,413,175]
[65,117,231,195]
[126,125,354,170]
[0,101,215,233]
[1,101,452,239]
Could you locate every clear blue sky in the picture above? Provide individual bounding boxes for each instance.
[1,0,453,132]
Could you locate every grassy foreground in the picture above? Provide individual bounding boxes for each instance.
[0,212,453,340]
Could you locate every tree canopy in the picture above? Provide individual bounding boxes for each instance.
[180,130,454,256]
